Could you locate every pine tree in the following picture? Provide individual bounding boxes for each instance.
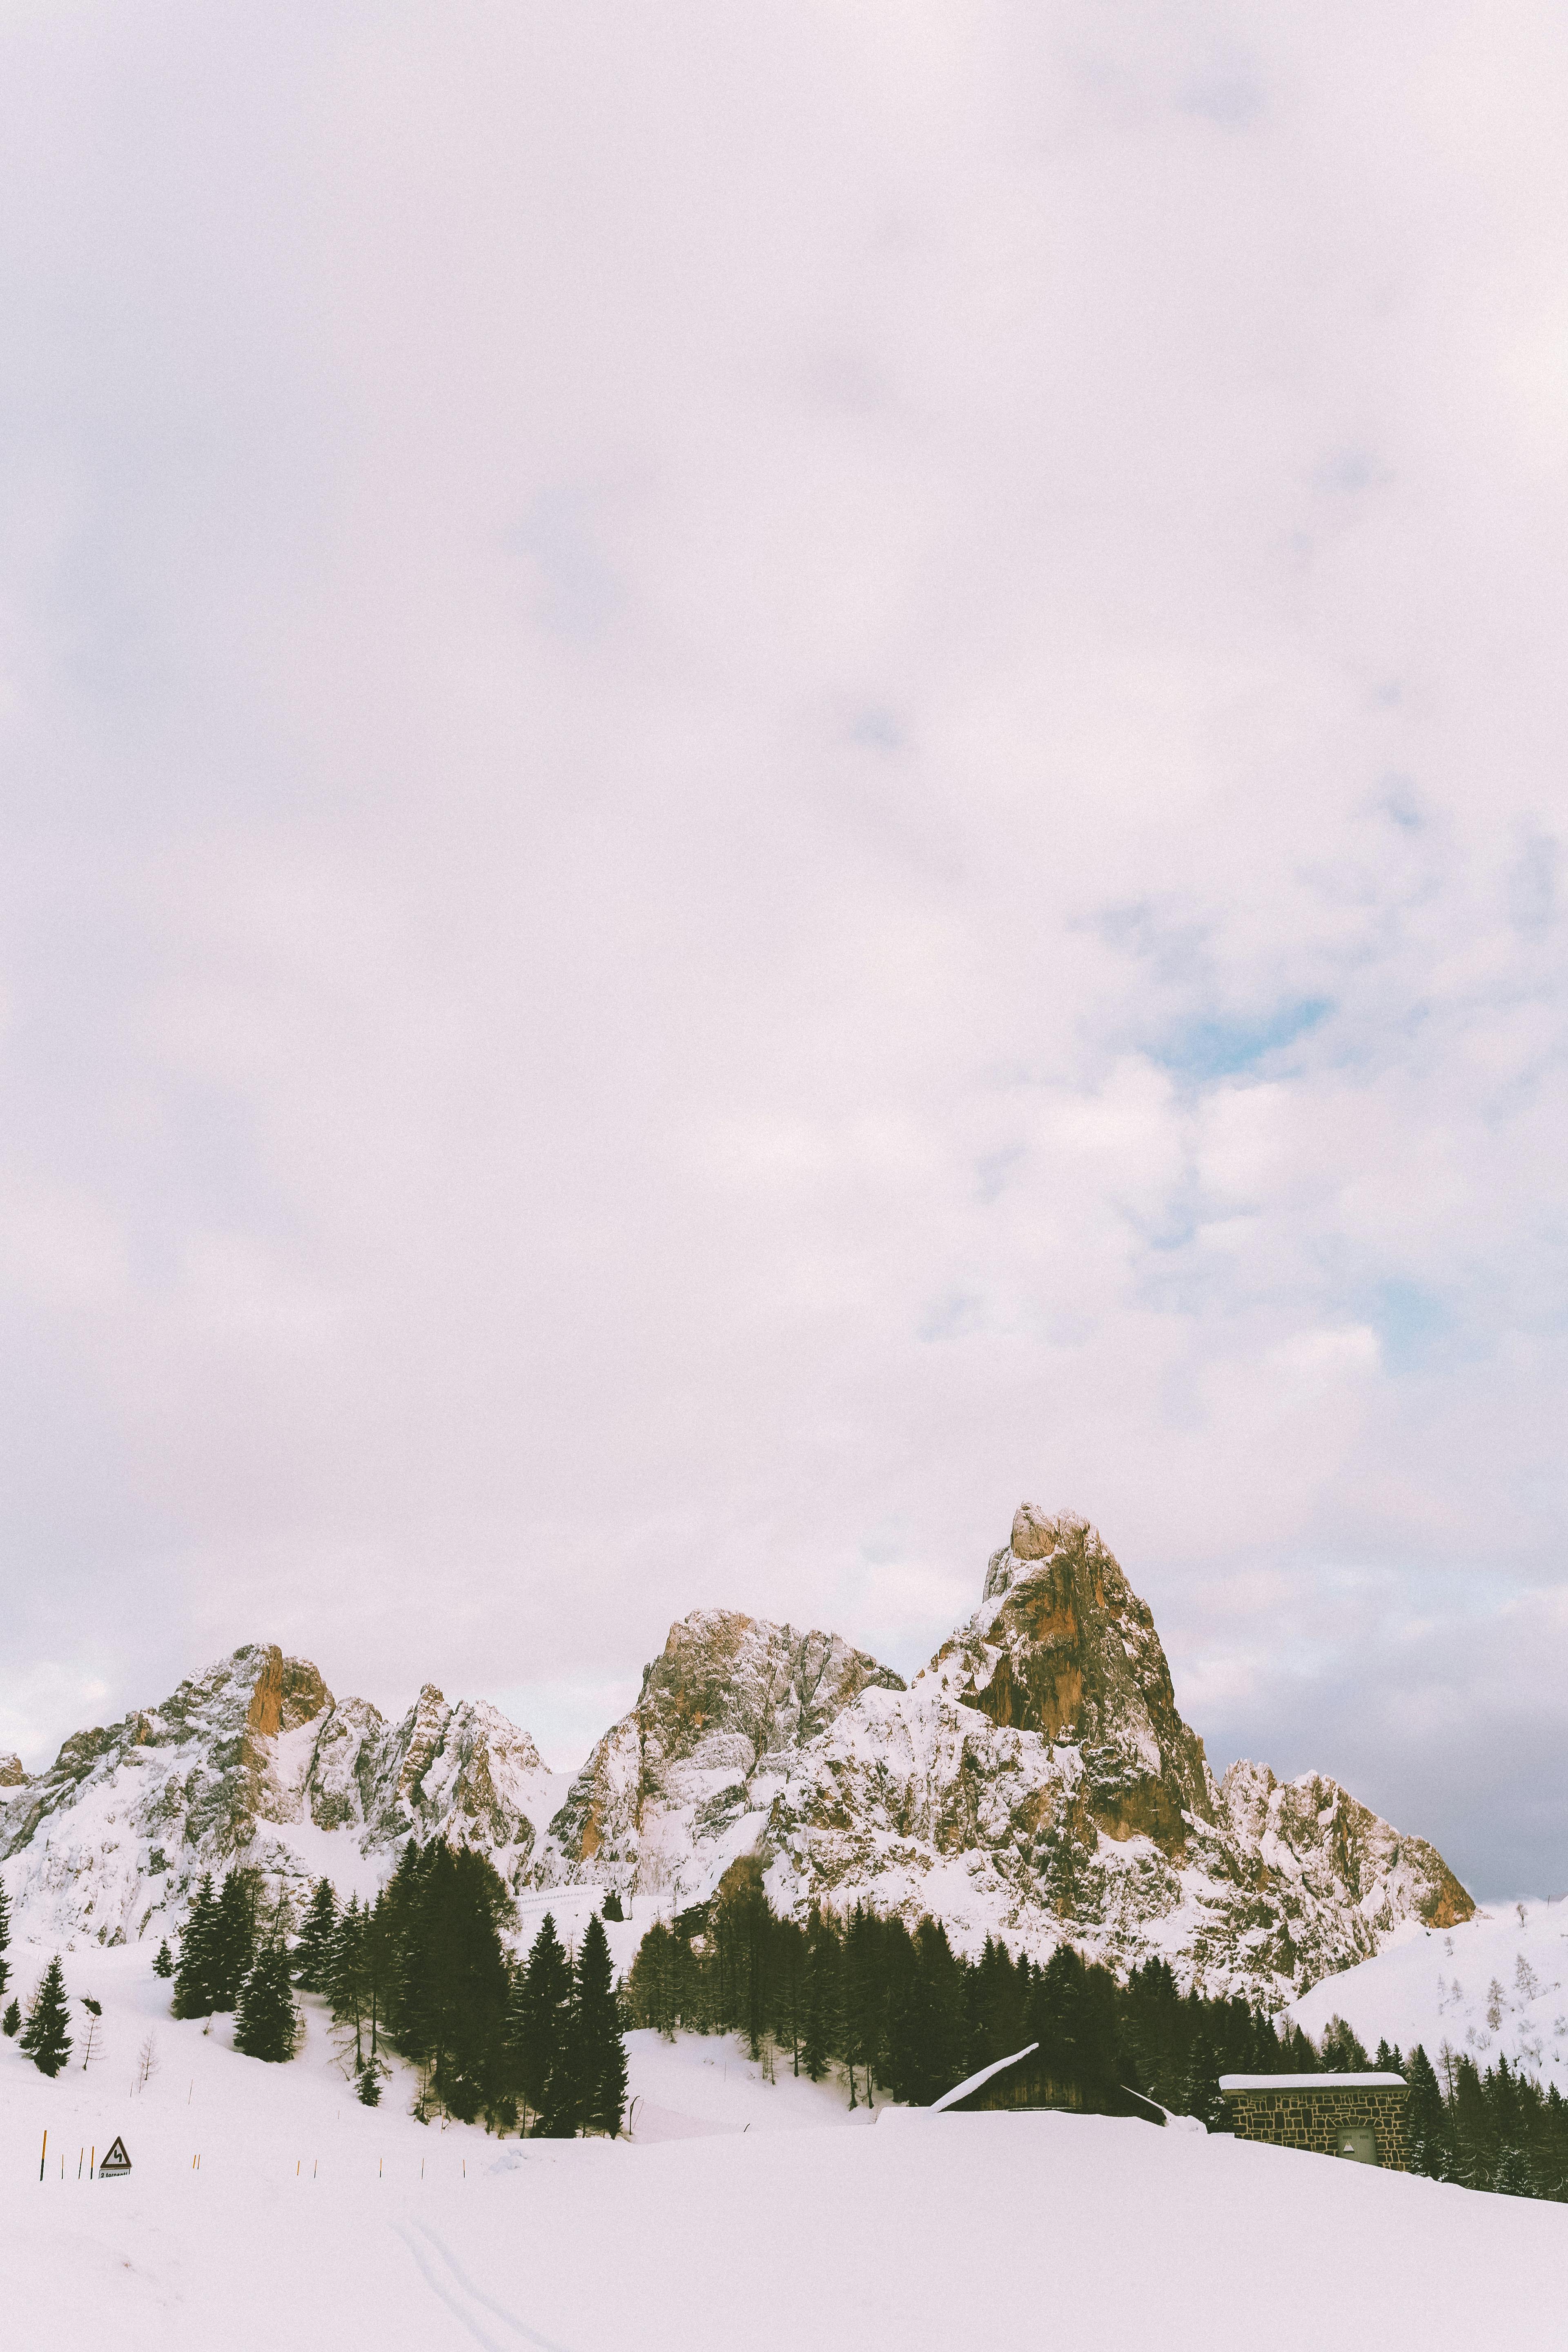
[601,1890,624,1923]
[841,1904,885,2105]
[209,1867,260,2011]
[20,1956,72,2076]
[234,1941,299,2062]
[152,1938,174,1980]
[356,2054,383,2106]
[293,1878,338,1993]
[394,1842,511,2124]
[1318,2013,1371,2071]
[576,1914,628,2136]
[800,1906,840,2083]
[510,1912,575,2135]
[1404,2044,1448,2177]
[2,1998,20,2035]
[330,1895,368,2066]
[172,1875,218,2018]
[1180,2029,1226,2129]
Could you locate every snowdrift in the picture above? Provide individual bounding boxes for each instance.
[2,1945,1563,2351]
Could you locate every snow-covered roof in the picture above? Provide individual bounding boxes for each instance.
[1218,2073,1405,2092]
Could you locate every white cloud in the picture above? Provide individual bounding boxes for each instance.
[0,3,1564,1887]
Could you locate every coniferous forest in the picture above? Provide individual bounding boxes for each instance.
[146,1838,1568,2196]
[163,1837,629,2136]
[623,1856,1568,2201]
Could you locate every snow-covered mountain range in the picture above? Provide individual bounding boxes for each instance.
[1,1505,1472,2008]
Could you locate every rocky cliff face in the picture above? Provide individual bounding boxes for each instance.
[0,1506,1475,2007]
[758,1508,1473,2000]
[548,1610,906,1899]
[0,1643,568,1946]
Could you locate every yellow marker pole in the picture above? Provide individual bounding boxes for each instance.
[89,2146,95,2180]
[39,2131,46,2183]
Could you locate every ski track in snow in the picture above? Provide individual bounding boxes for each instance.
[394,2221,576,2352]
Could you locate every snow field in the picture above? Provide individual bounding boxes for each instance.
[4,1941,1566,2351]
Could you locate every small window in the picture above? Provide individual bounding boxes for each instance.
[1336,2127,1379,2165]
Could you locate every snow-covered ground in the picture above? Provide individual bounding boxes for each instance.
[1291,1896,1568,2087]
[3,1940,1564,2349]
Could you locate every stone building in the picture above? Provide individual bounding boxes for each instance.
[1218,2071,1410,2169]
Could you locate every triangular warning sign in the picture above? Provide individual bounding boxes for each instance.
[98,2137,132,2177]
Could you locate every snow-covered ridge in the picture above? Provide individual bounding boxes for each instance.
[0,1642,570,1946]
[2,1506,1473,2015]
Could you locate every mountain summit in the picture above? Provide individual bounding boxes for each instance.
[761,1508,1471,1990]
[0,1506,1472,2004]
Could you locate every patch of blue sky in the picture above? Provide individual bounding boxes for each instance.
[1368,1279,1456,1374]
[1154,994,1332,1082]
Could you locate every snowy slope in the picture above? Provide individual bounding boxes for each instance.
[1291,1896,1568,2088]
[1,1944,1562,2352]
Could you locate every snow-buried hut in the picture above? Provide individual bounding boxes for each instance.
[1218,2072,1411,2169]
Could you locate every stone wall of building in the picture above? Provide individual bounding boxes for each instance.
[1221,2083,1410,2171]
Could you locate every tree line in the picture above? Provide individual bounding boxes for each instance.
[624,1853,1308,2112]
[624,1857,1568,2203]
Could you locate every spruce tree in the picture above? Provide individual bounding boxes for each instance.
[356,2054,383,2106]
[1404,2044,1448,2176]
[20,1956,72,2076]
[1180,2029,1226,2129]
[294,1877,338,1993]
[1,1998,18,2036]
[509,1911,574,2134]
[576,1914,628,2136]
[152,1937,174,1980]
[209,1867,260,2010]
[800,1906,840,2083]
[234,1941,299,2062]
[601,1890,624,1923]
[330,1895,368,2065]
[172,1875,218,2018]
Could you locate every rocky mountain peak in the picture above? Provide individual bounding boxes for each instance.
[549,1608,906,1896]
[0,1510,1479,2007]
[244,1645,333,1739]
[934,1507,1213,1857]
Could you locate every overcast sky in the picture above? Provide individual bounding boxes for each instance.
[2,3,1565,1899]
